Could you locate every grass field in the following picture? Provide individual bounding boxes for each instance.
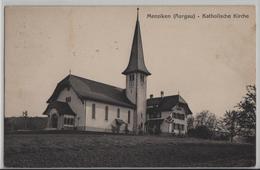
[4,133,256,168]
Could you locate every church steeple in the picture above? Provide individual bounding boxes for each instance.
[122,8,151,76]
[123,8,150,134]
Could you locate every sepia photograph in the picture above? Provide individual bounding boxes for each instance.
[2,2,258,168]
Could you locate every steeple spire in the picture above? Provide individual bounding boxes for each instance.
[122,8,151,76]
[137,7,139,20]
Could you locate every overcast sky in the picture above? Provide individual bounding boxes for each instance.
[5,6,255,118]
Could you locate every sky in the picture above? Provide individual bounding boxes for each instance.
[4,6,255,118]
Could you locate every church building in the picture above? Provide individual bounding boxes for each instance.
[43,9,193,135]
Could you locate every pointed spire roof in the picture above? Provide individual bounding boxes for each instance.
[122,8,151,76]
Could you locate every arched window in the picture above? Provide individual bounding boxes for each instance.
[92,104,96,119]
[129,74,135,81]
[128,110,131,124]
[117,108,120,118]
[105,106,109,121]
[140,73,144,83]
[129,74,135,86]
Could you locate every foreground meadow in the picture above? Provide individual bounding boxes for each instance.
[4,133,255,168]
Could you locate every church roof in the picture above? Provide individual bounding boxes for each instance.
[47,74,135,109]
[43,101,76,116]
[147,95,193,115]
[122,8,151,76]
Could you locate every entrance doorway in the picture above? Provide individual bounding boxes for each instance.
[51,114,58,128]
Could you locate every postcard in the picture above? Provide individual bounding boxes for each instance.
[3,4,257,168]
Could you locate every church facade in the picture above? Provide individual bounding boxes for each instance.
[43,9,193,135]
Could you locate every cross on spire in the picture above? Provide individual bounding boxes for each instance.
[137,7,139,20]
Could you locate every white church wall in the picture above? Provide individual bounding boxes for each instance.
[85,100,134,132]
[56,87,86,129]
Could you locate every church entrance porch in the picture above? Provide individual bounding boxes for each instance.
[43,101,77,130]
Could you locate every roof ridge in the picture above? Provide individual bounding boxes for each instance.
[70,74,125,91]
[52,100,67,104]
[147,95,179,100]
[47,74,135,108]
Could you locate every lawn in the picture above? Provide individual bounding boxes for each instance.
[4,133,256,168]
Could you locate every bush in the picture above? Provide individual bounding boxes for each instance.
[245,135,256,144]
[212,133,230,141]
[188,125,213,139]
[5,117,48,132]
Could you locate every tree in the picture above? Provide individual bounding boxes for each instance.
[195,110,217,131]
[236,85,256,136]
[213,118,230,141]
[190,111,217,139]
[187,115,194,131]
[222,110,239,142]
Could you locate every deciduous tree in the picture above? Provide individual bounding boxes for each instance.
[187,115,194,130]
[236,85,256,136]
[222,110,239,142]
[195,110,217,131]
